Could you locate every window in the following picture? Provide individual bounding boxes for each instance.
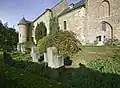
[64,21,67,30]
[104,36,105,38]
[102,21,106,31]
[20,34,21,37]
[100,0,110,17]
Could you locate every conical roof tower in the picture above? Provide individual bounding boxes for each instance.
[18,17,28,25]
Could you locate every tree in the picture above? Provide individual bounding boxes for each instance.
[49,17,59,35]
[46,30,81,57]
[35,22,47,43]
[0,20,3,25]
[4,22,8,28]
[0,24,18,52]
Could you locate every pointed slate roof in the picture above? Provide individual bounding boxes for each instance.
[18,17,28,25]
[59,0,87,17]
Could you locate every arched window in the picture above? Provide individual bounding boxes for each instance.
[99,5,105,17]
[101,21,113,39]
[102,21,106,31]
[100,0,110,17]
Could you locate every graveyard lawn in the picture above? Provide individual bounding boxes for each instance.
[0,51,63,88]
[61,46,120,88]
[71,46,118,67]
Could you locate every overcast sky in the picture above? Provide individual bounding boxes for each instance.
[0,0,80,29]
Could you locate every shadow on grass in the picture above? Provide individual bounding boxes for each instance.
[3,52,120,88]
[10,60,120,88]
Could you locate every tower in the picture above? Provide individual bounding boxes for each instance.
[18,17,28,44]
[17,17,29,52]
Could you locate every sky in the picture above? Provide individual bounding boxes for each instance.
[0,0,80,29]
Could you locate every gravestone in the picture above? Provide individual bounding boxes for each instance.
[30,47,40,62]
[21,45,26,53]
[17,44,20,51]
[47,47,64,69]
[44,53,48,62]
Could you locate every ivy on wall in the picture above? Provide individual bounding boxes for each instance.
[35,22,47,43]
[37,37,47,54]
[49,17,59,35]
[37,17,81,57]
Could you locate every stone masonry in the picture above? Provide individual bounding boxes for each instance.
[18,0,120,48]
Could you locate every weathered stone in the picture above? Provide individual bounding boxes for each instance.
[59,7,86,45]
[17,44,20,51]
[21,45,26,53]
[18,0,120,48]
[30,47,40,62]
[47,47,64,69]
[44,53,48,62]
[86,0,120,44]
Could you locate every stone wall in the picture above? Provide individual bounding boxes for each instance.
[86,0,120,44]
[30,47,40,62]
[58,7,86,44]
[18,0,120,46]
[18,25,28,43]
[27,23,32,41]
[32,10,52,44]
[51,0,68,17]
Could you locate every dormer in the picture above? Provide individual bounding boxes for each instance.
[69,3,74,9]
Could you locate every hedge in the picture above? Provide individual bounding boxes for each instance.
[65,58,120,88]
[0,52,63,88]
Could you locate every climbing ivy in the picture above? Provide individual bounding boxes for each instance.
[49,17,59,35]
[35,22,47,43]
[37,37,47,54]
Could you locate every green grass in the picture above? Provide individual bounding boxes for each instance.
[64,46,120,88]
[0,51,3,63]
[1,46,120,88]
[71,46,119,67]
[0,51,63,88]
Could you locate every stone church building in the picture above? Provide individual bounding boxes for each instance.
[17,0,120,51]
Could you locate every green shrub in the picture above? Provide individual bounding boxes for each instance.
[22,41,35,54]
[65,58,120,88]
[112,47,120,62]
[0,52,63,88]
[66,67,120,88]
[113,47,120,57]
[12,51,32,62]
[24,41,35,48]
[37,37,47,53]
[0,52,3,63]
[104,38,120,46]
[88,59,120,74]
[46,30,81,57]
[0,63,63,88]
